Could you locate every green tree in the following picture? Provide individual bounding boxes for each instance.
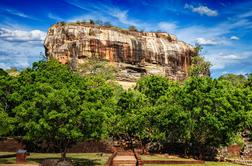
[135,75,174,104]
[148,82,192,154]
[58,21,66,26]
[110,90,150,150]
[89,19,95,25]
[95,19,103,26]
[104,21,112,27]
[189,46,211,77]
[10,61,115,158]
[0,68,8,76]
[157,85,191,140]
[246,73,252,88]
[151,76,251,158]
[128,25,138,32]
[182,77,250,158]
[0,107,14,136]
[77,58,116,81]
[219,73,246,88]
[0,73,17,136]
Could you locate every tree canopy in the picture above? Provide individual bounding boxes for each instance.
[0,59,251,159]
[0,60,116,158]
[189,46,211,77]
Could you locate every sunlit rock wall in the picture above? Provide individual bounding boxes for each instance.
[44,24,195,83]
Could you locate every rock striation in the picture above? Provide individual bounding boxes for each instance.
[44,23,195,83]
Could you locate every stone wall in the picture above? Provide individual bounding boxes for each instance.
[0,138,112,153]
[227,145,241,157]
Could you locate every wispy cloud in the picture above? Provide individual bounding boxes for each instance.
[158,22,177,33]
[48,13,63,22]
[230,36,239,40]
[157,7,252,71]
[0,38,43,69]
[109,9,137,26]
[0,0,251,76]
[159,15,252,45]
[4,8,31,18]
[195,38,218,46]
[238,11,252,18]
[184,4,218,16]
[65,0,146,28]
[206,51,252,70]
[0,8,37,20]
[0,28,46,42]
[63,0,252,73]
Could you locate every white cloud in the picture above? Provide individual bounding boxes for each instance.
[4,8,31,18]
[0,39,43,69]
[230,36,239,40]
[0,63,10,69]
[54,1,252,75]
[206,51,252,70]
[0,8,38,21]
[184,4,218,16]
[195,38,218,46]
[65,0,148,28]
[0,26,45,69]
[238,11,252,18]
[108,8,146,27]
[0,28,46,42]
[220,54,243,60]
[220,70,247,76]
[157,15,252,46]
[158,22,177,33]
[48,13,63,21]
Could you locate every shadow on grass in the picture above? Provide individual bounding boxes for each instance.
[72,158,101,166]
[0,157,16,164]
[28,157,102,166]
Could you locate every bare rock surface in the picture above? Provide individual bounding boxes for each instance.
[44,23,195,84]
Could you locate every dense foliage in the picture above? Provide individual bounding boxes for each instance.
[0,60,116,158]
[0,60,251,159]
[189,46,211,77]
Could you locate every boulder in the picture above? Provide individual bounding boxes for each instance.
[44,23,195,85]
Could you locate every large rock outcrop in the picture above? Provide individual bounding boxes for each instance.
[44,23,195,84]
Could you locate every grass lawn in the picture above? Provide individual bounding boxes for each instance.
[0,153,242,166]
[140,154,195,161]
[145,163,241,166]
[140,154,242,166]
[146,162,241,166]
[0,152,110,165]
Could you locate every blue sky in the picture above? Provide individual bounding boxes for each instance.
[0,0,252,77]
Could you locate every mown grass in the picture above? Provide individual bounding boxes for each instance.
[0,152,242,166]
[145,164,241,166]
[0,152,110,165]
[145,163,241,166]
[140,154,194,161]
[140,154,241,166]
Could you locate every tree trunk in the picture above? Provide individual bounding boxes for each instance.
[61,147,67,159]
[199,144,203,160]
[130,138,133,151]
[184,142,188,157]
[129,136,134,152]
[61,152,66,159]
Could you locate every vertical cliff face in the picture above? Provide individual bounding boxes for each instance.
[44,23,195,82]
